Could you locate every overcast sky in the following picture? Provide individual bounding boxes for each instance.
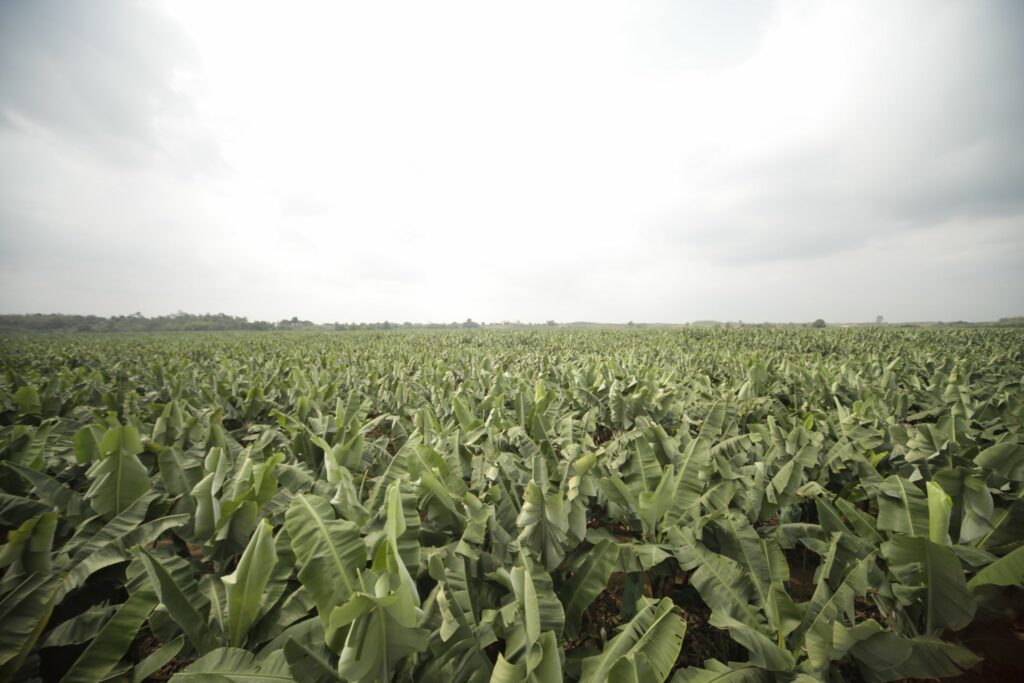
[1,0,1022,323]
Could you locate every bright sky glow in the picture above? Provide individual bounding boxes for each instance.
[1,0,1021,323]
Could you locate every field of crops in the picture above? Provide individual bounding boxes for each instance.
[1,328,1022,683]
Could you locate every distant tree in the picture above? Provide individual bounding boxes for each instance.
[546,320,556,326]
[812,319,827,328]
[463,318,479,328]
[876,315,884,325]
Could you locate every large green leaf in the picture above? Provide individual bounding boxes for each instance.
[638,465,675,537]
[579,597,686,683]
[0,492,50,527]
[329,510,428,681]
[132,635,185,683]
[383,483,420,575]
[330,582,429,682]
[283,493,366,640]
[797,551,874,671]
[41,605,116,648]
[876,476,929,537]
[136,549,217,652]
[829,619,911,672]
[852,634,982,683]
[62,492,156,558]
[560,539,621,639]
[282,635,341,683]
[684,543,762,628]
[966,545,1024,590]
[170,647,294,682]
[974,442,1024,481]
[664,437,711,527]
[0,572,61,682]
[707,612,794,672]
[497,551,565,661]
[424,546,496,682]
[490,630,562,683]
[222,518,277,647]
[3,462,85,518]
[516,480,571,572]
[59,588,158,683]
[0,512,57,588]
[926,481,952,545]
[85,425,152,520]
[712,511,789,614]
[881,536,975,633]
[73,424,106,464]
[671,661,771,683]
[64,512,190,594]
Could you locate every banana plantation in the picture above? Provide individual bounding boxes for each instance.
[1,327,1022,683]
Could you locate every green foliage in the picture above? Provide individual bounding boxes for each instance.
[1,327,1023,682]
[579,597,687,683]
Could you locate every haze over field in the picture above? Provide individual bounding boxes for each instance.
[1,0,1022,324]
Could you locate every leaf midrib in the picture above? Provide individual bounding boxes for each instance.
[297,495,354,594]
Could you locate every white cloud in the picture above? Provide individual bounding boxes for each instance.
[1,0,1021,322]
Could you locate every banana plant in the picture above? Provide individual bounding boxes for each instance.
[329,484,429,682]
[83,424,151,521]
[283,493,366,650]
[488,550,565,680]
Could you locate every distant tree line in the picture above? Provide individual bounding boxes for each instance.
[0,312,277,333]
[0,314,502,333]
[2,313,1020,333]
[333,319,519,331]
